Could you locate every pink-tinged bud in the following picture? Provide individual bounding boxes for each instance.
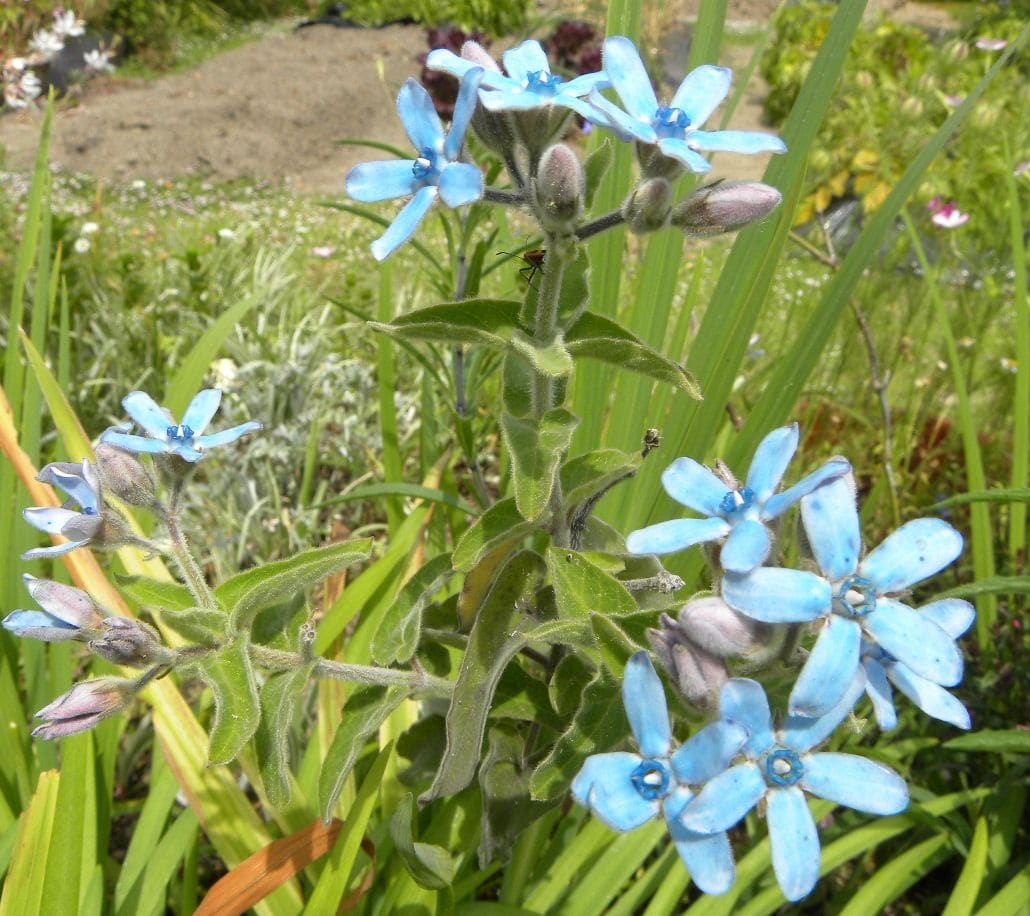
[855,70,874,90]
[90,617,172,668]
[32,677,134,740]
[95,442,157,507]
[900,96,923,118]
[647,622,727,710]
[3,575,105,642]
[623,178,672,234]
[677,596,767,658]
[945,40,968,63]
[535,144,584,230]
[460,40,501,73]
[672,180,782,236]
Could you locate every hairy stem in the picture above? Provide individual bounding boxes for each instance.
[484,186,525,205]
[576,210,625,241]
[163,510,218,611]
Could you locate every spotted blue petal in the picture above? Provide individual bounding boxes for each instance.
[861,656,898,729]
[661,457,729,516]
[671,720,749,785]
[865,599,963,686]
[181,389,222,438]
[767,785,820,903]
[859,518,963,594]
[623,651,672,758]
[603,36,659,123]
[370,186,437,262]
[626,517,730,556]
[720,519,771,574]
[679,762,765,833]
[722,568,831,624]
[438,162,484,208]
[887,663,971,730]
[801,752,909,814]
[444,67,484,160]
[655,138,712,172]
[345,160,419,202]
[718,678,774,757]
[122,391,171,438]
[195,422,263,451]
[744,424,798,502]
[763,458,851,521]
[800,476,860,581]
[396,78,444,155]
[788,615,862,718]
[669,64,731,127]
[688,130,788,154]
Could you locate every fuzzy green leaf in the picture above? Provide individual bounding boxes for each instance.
[546,547,636,620]
[370,298,522,348]
[944,729,1030,754]
[198,639,261,766]
[560,449,641,511]
[389,793,457,889]
[255,662,315,808]
[155,607,227,643]
[117,576,195,613]
[371,554,456,665]
[502,409,580,521]
[565,311,701,397]
[452,498,538,573]
[509,329,575,378]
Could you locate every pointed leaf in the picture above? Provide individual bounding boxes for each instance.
[452,498,538,573]
[560,448,641,511]
[372,554,456,665]
[546,547,636,619]
[255,662,316,808]
[389,793,457,889]
[502,409,581,521]
[117,576,195,612]
[198,639,261,766]
[370,298,523,348]
[152,606,226,643]
[509,329,575,378]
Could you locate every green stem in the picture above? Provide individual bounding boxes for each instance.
[163,510,218,611]
[530,236,569,417]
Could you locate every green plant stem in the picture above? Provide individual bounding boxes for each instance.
[248,644,454,693]
[163,510,218,612]
[576,210,625,241]
[531,235,569,417]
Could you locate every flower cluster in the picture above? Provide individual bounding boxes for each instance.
[574,427,973,901]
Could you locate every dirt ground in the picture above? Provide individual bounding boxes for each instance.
[0,0,954,193]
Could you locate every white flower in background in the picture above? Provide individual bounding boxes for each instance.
[311,245,335,258]
[53,9,86,38]
[1000,358,1018,374]
[20,71,42,100]
[29,29,64,61]
[211,359,239,390]
[81,221,99,235]
[83,49,115,73]
[217,228,237,240]
[74,237,91,254]
[974,37,1007,51]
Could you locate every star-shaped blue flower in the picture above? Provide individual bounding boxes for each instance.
[3,574,104,642]
[346,70,485,261]
[426,39,608,119]
[101,389,261,463]
[586,36,786,173]
[626,424,850,574]
[572,652,748,895]
[722,476,966,719]
[23,460,105,559]
[861,598,974,730]
[679,677,908,902]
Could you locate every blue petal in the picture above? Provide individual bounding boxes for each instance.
[370,186,437,262]
[764,458,851,520]
[679,763,765,833]
[424,48,475,78]
[181,389,222,437]
[719,678,774,757]
[767,786,820,903]
[625,517,730,556]
[100,430,170,455]
[438,162,484,208]
[672,720,748,785]
[558,93,620,129]
[24,575,98,625]
[37,462,99,511]
[670,65,732,128]
[623,651,672,757]
[169,443,206,462]
[2,610,79,639]
[780,669,865,753]
[480,90,549,112]
[919,599,975,640]
[444,67,484,160]
[688,130,787,154]
[585,89,654,142]
[195,421,262,450]
[502,40,550,84]
[859,518,963,593]
[396,78,444,155]
[887,663,971,729]
[603,36,658,122]
[562,71,610,96]
[661,457,728,516]
[23,506,80,535]
[865,599,963,686]
[862,657,898,729]
[656,138,712,173]
[23,539,88,560]
[346,160,419,203]
[722,568,830,624]
[799,476,860,581]
[664,798,736,896]
[788,615,862,718]
[720,519,771,574]
[122,391,172,437]
[801,752,909,815]
[571,752,658,831]
[743,424,798,502]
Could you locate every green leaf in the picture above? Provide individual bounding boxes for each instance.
[420,551,547,804]
[117,576,195,613]
[502,350,535,418]
[372,554,456,665]
[452,498,538,573]
[220,539,372,631]
[546,547,636,619]
[509,329,575,378]
[318,686,407,821]
[316,482,477,515]
[941,817,988,916]
[935,576,1030,600]
[560,449,641,511]
[549,655,594,717]
[838,835,951,916]
[0,770,59,916]
[943,729,1030,754]
[977,870,1030,916]
[583,139,614,210]
[933,487,1030,507]
[565,311,701,397]
[197,639,261,766]
[590,613,642,677]
[531,669,628,801]
[153,607,226,643]
[255,662,315,809]
[390,793,457,890]
[557,247,591,325]
[370,298,522,348]
[502,409,580,521]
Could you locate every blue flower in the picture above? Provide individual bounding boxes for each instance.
[426,39,608,119]
[3,574,104,642]
[23,460,105,559]
[626,424,850,574]
[586,36,786,173]
[722,476,967,719]
[346,70,485,261]
[861,598,975,730]
[679,678,908,902]
[101,389,261,463]
[572,652,748,895]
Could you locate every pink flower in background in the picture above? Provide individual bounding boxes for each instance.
[1015,161,1030,178]
[311,246,335,258]
[927,198,969,229]
[974,38,1007,51]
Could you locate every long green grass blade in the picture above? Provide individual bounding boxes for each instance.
[942,817,989,916]
[376,261,404,532]
[1006,150,1028,561]
[0,770,59,916]
[838,835,951,916]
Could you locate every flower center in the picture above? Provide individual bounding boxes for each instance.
[834,575,878,618]
[630,759,671,801]
[166,424,194,442]
[81,506,98,516]
[720,485,756,516]
[411,149,435,180]
[525,70,563,94]
[653,104,691,138]
[763,747,803,787]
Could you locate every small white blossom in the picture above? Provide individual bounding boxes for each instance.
[81,221,99,235]
[83,49,115,73]
[53,9,86,38]
[73,237,91,254]
[29,30,65,60]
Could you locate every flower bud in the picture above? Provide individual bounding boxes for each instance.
[945,39,968,62]
[514,107,573,162]
[471,103,518,157]
[2,574,104,642]
[672,180,782,236]
[534,144,584,231]
[622,178,672,234]
[676,596,767,658]
[647,617,727,710]
[460,40,501,72]
[900,96,923,118]
[32,677,135,740]
[89,617,173,668]
[95,442,157,507]
[636,142,685,181]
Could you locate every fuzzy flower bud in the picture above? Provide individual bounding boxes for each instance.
[672,180,782,236]
[33,677,135,740]
[647,618,728,710]
[2,575,105,642]
[535,144,584,231]
[94,442,157,507]
[622,178,672,234]
[89,618,173,669]
[636,142,686,181]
